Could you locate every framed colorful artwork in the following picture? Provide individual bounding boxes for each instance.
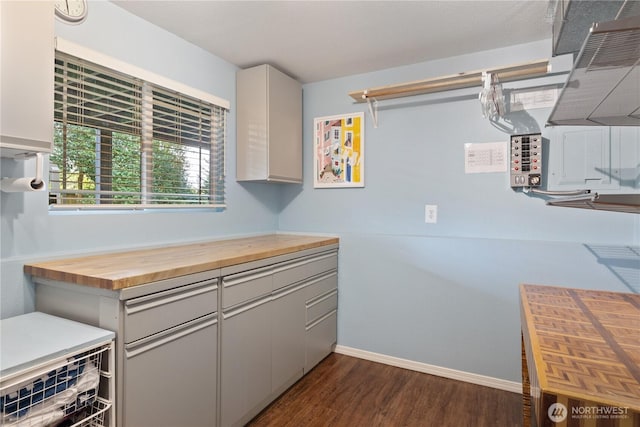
[313,112,364,188]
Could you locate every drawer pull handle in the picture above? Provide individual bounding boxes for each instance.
[223,267,273,288]
[125,282,217,315]
[306,289,338,308]
[125,314,217,358]
[306,309,336,330]
[272,252,337,274]
[223,295,271,319]
[272,281,309,300]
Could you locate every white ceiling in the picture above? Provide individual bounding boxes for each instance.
[111,1,552,84]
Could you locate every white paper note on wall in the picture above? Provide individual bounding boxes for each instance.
[464,142,507,174]
[510,88,558,111]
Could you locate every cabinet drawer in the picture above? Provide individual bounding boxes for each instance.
[273,251,337,291]
[306,290,338,326]
[305,271,337,301]
[124,278,218,343]
[222,265,273,309]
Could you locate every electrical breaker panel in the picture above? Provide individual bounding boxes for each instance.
[510,133,542,188]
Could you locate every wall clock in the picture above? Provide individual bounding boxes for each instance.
[54,0,87,23]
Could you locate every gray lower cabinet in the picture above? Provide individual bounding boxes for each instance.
[35,271,219,427]
[220,247,338,427]
[121,278,219,427]
[34,244,338,427]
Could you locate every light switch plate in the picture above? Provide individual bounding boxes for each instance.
[425,205,437,223]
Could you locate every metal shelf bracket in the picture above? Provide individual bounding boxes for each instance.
[363,92,379,128]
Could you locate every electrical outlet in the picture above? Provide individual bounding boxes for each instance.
[425,205,437,223]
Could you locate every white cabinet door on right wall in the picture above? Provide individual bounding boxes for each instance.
[613,127,640,190]
[546,126,622,191]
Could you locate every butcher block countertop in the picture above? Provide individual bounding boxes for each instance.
[24,234,339,290]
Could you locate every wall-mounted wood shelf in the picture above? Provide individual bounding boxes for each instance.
[348,59,550,103]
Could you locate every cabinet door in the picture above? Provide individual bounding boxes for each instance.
[267,65,302,182]
[221,297,272,427]
[236,64,302,183]
[0,1,53,156]
[613,127,640,188]
[236,65,267,181]
[271,282,306,394]
[123,314,217,427]
[546,127,619,191]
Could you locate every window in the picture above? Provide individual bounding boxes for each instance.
[51,49,228,210]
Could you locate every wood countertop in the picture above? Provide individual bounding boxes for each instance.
[520,284,640,424]
[24,234,339,290]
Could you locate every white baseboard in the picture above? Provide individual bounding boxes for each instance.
[333,345,522,394]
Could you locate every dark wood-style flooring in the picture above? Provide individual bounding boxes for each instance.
[248,353,523,427]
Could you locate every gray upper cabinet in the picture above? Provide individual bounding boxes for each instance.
[236,64,302,183]
[0,1,54,157]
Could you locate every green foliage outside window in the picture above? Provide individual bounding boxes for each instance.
[51,122,201,205]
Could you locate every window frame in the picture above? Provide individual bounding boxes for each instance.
[50,38,230,211]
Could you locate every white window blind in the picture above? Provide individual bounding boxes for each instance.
[51,51,227,210]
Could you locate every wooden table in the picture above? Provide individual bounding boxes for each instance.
[520,284,640,427]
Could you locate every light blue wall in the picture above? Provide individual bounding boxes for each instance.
[0,1,280,318]
[2,2,638,386]
[279,39,640,382]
